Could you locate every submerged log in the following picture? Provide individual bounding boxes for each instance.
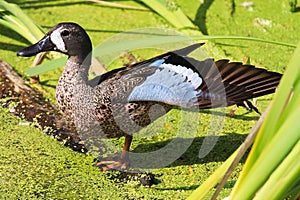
[0,60,86,152]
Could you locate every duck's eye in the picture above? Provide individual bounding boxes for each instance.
[61,30,70,37]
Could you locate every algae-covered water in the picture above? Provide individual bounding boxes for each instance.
[0,0,299,199]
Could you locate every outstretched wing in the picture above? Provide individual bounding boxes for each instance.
[102,44,282,110]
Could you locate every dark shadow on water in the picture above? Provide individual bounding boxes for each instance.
[213,42,249,49]
[292,7,300,12]
[194,0,215,35]
[132,133,248,167]
[103,133,247,189]
[200,109,260,121]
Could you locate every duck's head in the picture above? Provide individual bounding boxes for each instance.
[17,22,92,62]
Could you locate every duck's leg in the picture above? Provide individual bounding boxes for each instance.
[228,99,261,116]
[95,135,132,171]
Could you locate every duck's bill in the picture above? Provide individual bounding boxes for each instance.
[17,35,54,57]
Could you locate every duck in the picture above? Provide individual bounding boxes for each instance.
[17,22,282,171]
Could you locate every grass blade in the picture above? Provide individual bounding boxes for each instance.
[139,0,194,29]
[190,35,296,48]
[24,34,296,76]
[254,139,300,199]
[88,0,149,10]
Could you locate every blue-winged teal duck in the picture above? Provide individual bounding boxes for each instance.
[17,22,282,170]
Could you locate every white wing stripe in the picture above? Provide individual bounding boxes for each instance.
[159,63,202,88]
[128,68,199,107]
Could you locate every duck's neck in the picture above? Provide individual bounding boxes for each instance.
[56,55,92,115]
[64,54,92,83]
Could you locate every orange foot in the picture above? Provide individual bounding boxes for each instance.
[94,160,128,171]
[95,135,132,171]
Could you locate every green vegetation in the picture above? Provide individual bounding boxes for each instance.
[0,0,300,199]
[228,40,300,200]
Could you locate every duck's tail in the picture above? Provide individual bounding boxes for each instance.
[191,59,282,109]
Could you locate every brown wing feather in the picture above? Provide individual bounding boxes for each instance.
[193,59,282,109]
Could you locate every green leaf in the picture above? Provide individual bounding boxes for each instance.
[24,57,67,76]
[231,105,300,199]
[0,1,44,44]
[229,41,300,199]
[255,139,300,199]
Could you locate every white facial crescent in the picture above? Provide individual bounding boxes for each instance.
[50,28,67,53]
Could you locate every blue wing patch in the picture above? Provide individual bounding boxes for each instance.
[149,59,165,67]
